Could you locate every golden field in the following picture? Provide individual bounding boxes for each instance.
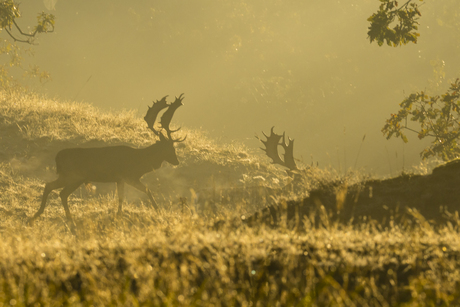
[1,91,460,306]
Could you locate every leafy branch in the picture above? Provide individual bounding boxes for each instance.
[0,0,55,44]
[367,0,423,47]
[0,0,55,91]
[382,79,460,161]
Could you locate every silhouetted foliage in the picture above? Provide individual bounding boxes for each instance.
[0,0,54,44]
[0,0,55,91]
[383,79,460,161]
[367,0,422,47]
[372,0,460,161]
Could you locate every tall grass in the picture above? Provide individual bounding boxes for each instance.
[1,91,460,306]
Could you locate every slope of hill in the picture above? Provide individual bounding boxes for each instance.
[246,158,460,229]
[2,91,460,306]
[0,91,296,215]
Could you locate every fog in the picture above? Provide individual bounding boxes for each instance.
[16,0,460,176]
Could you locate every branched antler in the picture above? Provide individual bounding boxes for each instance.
[256,127,298,171]
[160,93,184,139]
[257,127,285,166]
[144,95,169,135]
[280,133,297,170]
[144,94,186,142]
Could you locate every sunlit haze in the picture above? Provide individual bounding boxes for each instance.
[18,0,460,176]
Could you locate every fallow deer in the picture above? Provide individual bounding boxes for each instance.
[257,127,307,194]
[28,94,186,233]
[257,126,299,172]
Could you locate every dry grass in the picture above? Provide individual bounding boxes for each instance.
[1,91,460,306]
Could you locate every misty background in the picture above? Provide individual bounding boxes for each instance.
[13,0,460,176]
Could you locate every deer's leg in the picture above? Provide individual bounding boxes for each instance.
[126,179,159,210]
[59,181,84,234]
[28,178,66,226]
[116,180,125,216]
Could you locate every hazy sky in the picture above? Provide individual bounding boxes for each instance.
[13,0,460,176]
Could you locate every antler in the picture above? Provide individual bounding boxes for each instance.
[144,95,169,135]
[160,93,186,142]
[144,94,186,142]
[256,127,298,171]
[280,133,297,170]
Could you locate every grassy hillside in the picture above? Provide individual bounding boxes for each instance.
[0,90,300,213]
[1,91,460,306]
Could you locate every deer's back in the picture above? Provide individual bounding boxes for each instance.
[55,146,153,181]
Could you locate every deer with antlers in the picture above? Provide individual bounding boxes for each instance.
[28,94,186,233]
[256,127,308,194]
[257,126,299,172]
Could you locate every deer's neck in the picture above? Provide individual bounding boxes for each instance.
[140,142,166,170]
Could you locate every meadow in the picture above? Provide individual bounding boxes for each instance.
[1,91,460,306]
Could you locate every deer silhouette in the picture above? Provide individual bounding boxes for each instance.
[256,127,308,194]
[28,94,186,233]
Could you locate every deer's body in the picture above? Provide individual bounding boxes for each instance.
[28,94,186,235]
[56,143,178,182]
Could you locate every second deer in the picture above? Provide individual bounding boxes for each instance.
[257,127,309,194]
[28,94,186,234]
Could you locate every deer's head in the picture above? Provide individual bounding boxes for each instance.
[157,132,183,166]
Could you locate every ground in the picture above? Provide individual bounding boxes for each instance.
[1,91,460,306]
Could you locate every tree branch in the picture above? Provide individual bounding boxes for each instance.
[13,19,37,37]
[5,18,55,45]
[401,126,437,138]
[4,27,32,43]
[396,0,413,11]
